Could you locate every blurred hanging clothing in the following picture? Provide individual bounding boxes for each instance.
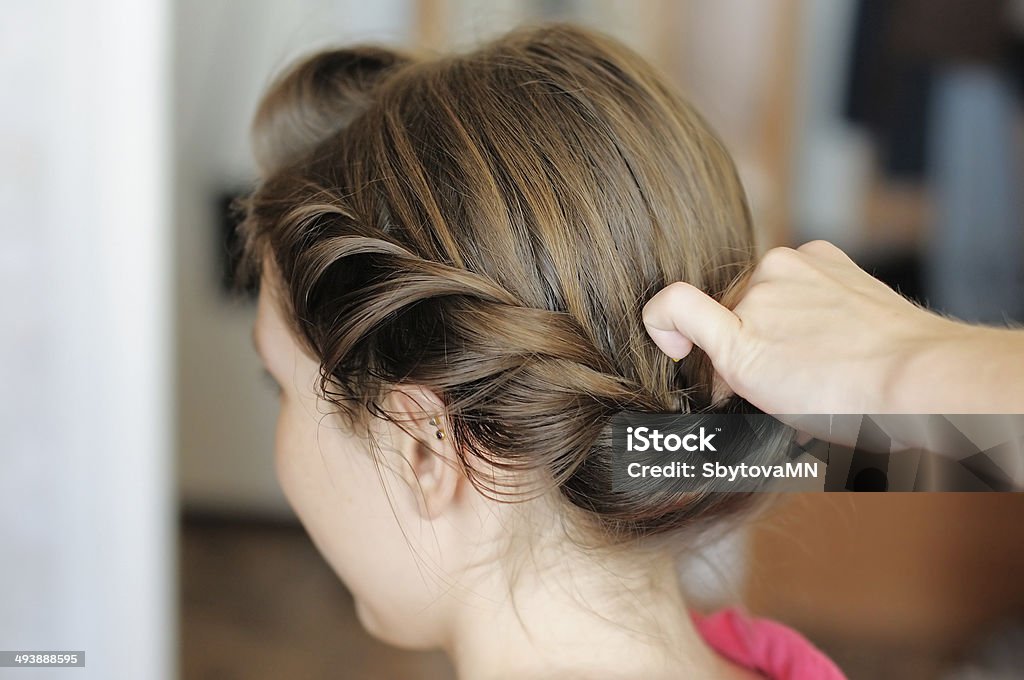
[844,0,1024,323]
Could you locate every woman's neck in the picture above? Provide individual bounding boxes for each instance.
[443,546,756,680]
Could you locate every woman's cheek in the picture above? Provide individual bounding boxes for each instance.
[272,401,304,509]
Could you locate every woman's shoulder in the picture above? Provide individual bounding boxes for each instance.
[690,606,848,680]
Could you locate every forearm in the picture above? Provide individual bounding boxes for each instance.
[887,320,1024,414]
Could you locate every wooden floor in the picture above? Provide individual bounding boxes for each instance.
[179,517,984,679]
[179,517,455,680]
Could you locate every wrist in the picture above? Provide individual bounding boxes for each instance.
[881,313,974,413]
[883,315,1012,413]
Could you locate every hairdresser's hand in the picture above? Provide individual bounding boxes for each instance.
[642,240,1024,417]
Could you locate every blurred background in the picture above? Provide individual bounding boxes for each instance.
[3,0,1023,678]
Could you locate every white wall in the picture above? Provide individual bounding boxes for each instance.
[0,0,174,677]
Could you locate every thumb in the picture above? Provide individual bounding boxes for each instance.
[641,282,741,364]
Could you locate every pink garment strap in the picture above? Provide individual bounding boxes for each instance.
[691,607,848,680]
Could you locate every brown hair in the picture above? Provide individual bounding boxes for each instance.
[236,23,780,544]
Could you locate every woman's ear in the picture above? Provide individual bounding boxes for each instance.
[382,386,464,520]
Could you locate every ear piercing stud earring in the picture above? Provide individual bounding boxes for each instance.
[429,416,445,440]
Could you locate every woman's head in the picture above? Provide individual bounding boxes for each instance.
[240,23,764,650]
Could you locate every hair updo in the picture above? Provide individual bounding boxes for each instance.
[236,23,775,544]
